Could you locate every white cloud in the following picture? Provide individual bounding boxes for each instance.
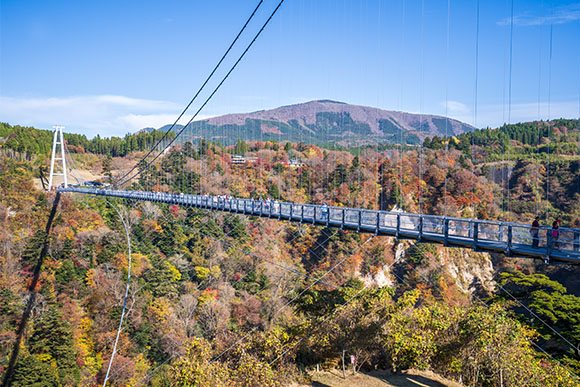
[497,3,580,26]
[443,100,470,115]
[2,94,576,138]
[118,113,212,131]
[0,95,210,138]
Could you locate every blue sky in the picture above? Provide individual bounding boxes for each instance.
[1,0,579,138]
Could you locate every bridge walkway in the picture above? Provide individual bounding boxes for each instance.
[60,188,580,264]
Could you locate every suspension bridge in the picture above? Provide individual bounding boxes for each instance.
[60,187,580,264]
[3,0,579,385]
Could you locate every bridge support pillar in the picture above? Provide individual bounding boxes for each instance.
[396,214,400,239]
[444,218,449,246]
[506,225,513,257]
[473,223,479,250]
[48,125,68,191]
[546,233,553,264]
[418,216,423,241]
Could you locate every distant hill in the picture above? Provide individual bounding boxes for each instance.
[160,100,475,146]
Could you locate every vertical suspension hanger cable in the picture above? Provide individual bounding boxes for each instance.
[156,144,159,191]
[326,2,332,204]
[535,1,544,217]
[192,120,195,195]
[546,0,553,222]
[277,6,284,202]
[440,0,455,279]
[500,0,508,219]
[444,0,450,217]
[160,138,164,191]
[194,122,197,194]
[377,0,382,210]
[507,0,514,222]
[201,111,205,196]
[399,0,406,211]
[358,0,363,208]
[472,0,480,219]
[187,120,189,194]
[157,126,161,190]
[419,0,425,214]
[164,133,168,191]
[203,105,206,197]
[339,0,345,203]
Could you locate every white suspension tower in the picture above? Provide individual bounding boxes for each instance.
[48,125,68,190]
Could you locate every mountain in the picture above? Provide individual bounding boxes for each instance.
[167,100,475,146]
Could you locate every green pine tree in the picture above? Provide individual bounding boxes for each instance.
[27,305,79,382]
[11,355,60,387]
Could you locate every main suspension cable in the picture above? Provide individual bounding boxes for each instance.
[115,0,264,186]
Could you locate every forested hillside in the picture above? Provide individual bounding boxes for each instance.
[0,123,174,158]
[426,119,580,162]
[1,119,580,386]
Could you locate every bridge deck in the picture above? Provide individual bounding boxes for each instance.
[60,188,580,264]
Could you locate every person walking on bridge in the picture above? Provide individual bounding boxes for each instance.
[530,216,540,248]
[321,202,329,220]
[551,219,561,249]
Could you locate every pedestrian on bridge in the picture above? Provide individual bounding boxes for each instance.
[321,202,329,220]
[551,219,561,249]
[530,216,540,248]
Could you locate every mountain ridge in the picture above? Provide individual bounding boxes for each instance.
[159,100,476,146]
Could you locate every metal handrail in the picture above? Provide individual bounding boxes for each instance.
[59,187,580,263]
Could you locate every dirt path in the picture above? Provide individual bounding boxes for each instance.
[303,369,463,387]
[33,169,103,190]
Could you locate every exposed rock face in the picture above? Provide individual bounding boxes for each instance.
[361,267,396,288]
[369,239,496,297]
[443,249,496,295]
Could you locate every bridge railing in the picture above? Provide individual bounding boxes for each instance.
[160,191,575,252]
[60,188,580,260]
